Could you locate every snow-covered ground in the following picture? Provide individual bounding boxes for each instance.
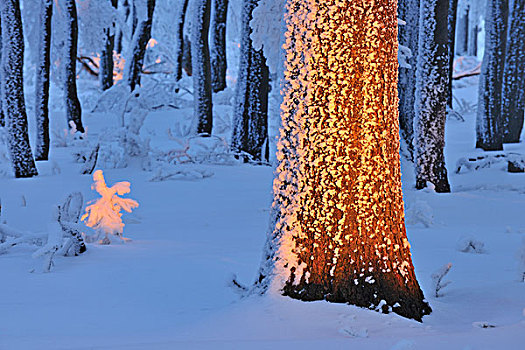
[1,78,525,349]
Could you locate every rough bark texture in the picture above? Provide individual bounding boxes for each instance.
[414,0,451,193]
[0,13,4,127]
[397,0,420,158]
[210,0,228,92]
[1,0,38,178]
[255,0,431,321]
[447,0,458,108]
[100,0,118,91]
[176,0,190,81]
[476,0,508,151]
[231,0,269,162]
[125,0,155,92]
[501,0,525,144]
[34,0,53,161]
[63,0,84,133]
[455,4,468,55]
[192,0,213,135]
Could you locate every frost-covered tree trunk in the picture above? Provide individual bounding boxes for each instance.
[455,2,468,55]
[414,0,451,193]
[176,0,190,82]
[192,0,213,135]
[34,0,53,161]
[0,14,4,127]
[501,0,525,144]
[397,0,420,157]
[124,0,155,91]
[1,0,38,178]
[63,0,84,133]
[467,5,478,56]
[210,0,228,92]
[447,0,458,108]
[231,0,269,162]
[254,0,431,321]
[100,0,118,91]
[476,0,508,151]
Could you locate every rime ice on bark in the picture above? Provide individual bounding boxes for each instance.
[397,0,420,157]
[210,0,228,92]
[475,0,508,151]
[414,0,451,193]
[255,0,431,321]
[231,0,269,162]
[1,0,38,178]
[124,0,155,92]
[34,0,53,161]
[501,0,525,144]
[81,170,138,244]
[191,0,213,135]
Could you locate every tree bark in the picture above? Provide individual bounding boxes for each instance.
[397,0,421,158]
[100,0,118,91]
[210,0,228,92]
[414,0,451,193]
[0,14,4,127]
[63,0,84,133]
[476,0,508,151]
[231,0,268,162]
[501,0,525,143]
[447,0,458,108]
[455,4,468,55]
[125,0,155,92]
[255,0,431,321]
[176,0,190,81]
[192,0,213,135]
[467,12,478,57]
[1,0,38,177]
[34,0,53,161]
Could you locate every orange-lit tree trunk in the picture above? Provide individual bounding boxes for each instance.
[255,0,431,321]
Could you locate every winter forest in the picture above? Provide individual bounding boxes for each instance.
[0,0,524,348]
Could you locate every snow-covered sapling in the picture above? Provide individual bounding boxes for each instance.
[457,236,486,254]
[431,263,453,298]
[81,170,138,244]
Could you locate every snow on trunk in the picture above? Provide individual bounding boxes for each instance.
[63,0,85,133]
[191,0,213,135]
[414,0,451,193]
[0,0,38,178]
[501,0,525,143]
[475,0,508,151]
[175,0,190,82]
[34,0,53,161]
[231,0,269,162]
[124,0,155,92]
[398,0,420,158]
[447,0,458,108]
[455,0,468,55]
[100,0,118,91]
[210,0,228,92]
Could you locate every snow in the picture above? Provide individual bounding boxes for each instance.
[1,76,525,347]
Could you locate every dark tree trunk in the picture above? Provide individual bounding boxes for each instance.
[455,4,468,55]
[414,0,451,193]
[476,0,509,151]
[176,0,190,81]
[100,0,118,91]
[398,0,421,158]
[231,0,269,162]
[192,0,213,135]
[182,35,192,77]
[502,0,525,143]
[210,0,228,92]
[447,0,458,108]
[255,0,431,322]
[1,0,38,178]
[34,0,53,161]
[63,0,84,133]
[125,0,155,92]
[467,19,478,57]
